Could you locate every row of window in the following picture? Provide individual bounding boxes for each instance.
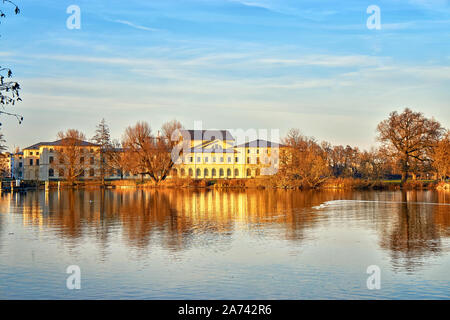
[185,156,266,164]
[28,157,96,166]
[29,148,95,156]
[172,168,261,178]
[48,168,96,177]
[48,168,124,178]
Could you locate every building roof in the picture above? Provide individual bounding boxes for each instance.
[235,139,284,148]
[180,130,235,141]
[24,139,99,150]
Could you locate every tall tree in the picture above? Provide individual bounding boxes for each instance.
[0,0,22,122]
[431,130,450,181]
[92,119,111,185]
[122,120,183,184]
[276,128,330,188]
[377,108,443,184]
[106,139,128,180]
[54,129,89,185]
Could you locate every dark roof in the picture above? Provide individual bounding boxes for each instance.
[235,139,284,148]
[180,130,235,141]
[24,139,99,150]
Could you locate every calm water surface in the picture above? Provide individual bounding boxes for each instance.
[0,188,449,299]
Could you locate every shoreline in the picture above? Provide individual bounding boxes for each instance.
[1,179,449,192]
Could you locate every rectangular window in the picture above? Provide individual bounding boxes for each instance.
[19,162,23,168]
[90,157,94,165]
[36,152,40,155]
[30,152,33,156]
[212,157,216,163]
[190,157,193,163]
[220,157,224,162]
[247,157,250,164]
[205,157,208,163]
[80,157,84,164]
[235,157,239,163]
[29,159,33,166]
[197,157,201,162]
[36,159,40,166]
[228,157,232,163]
[49,156,54,164]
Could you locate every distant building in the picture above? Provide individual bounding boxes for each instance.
[0,152,13,178]
[19,130,283,181]
[10,152,24,179]
[22,139,108,181]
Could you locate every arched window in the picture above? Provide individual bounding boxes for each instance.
[181,168,185,176]
[89,168,95,177]
[172,169,178,177]
[204,168,209,177]
[256,168,261,176]
[59,168,65,177]
[212,168,216,177]
[219,168,224,177]
[189,168,194,177]
[227,169,231,177]
[234,169,239,177]
[196,168,201,177]
[49,168,54,177]
[247,168,251,177]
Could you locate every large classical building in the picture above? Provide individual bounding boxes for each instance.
[21,139,106,181]
[172,130,282,179]
[16,129,282,182]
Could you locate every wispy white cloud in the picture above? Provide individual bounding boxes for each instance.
[113,19,159,32]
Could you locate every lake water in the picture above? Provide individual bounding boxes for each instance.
[0,188,449,299]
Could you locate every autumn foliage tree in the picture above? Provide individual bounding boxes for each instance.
[276,128,330,189]
[377,108,443,184]
[431,130,450,181]
[122,120,183,184]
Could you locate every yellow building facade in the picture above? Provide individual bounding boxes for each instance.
[172,130,282,179]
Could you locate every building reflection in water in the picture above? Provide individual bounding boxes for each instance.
[1,188,449,271]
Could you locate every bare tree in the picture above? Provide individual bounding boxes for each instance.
[431,130,450,181]
[377,108,443,184]
[122,120,183,184]
[106,139,128,179]
[54,129,90,185]
[1,0,22,123]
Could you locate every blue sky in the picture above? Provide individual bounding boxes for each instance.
[1,0,449,150]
